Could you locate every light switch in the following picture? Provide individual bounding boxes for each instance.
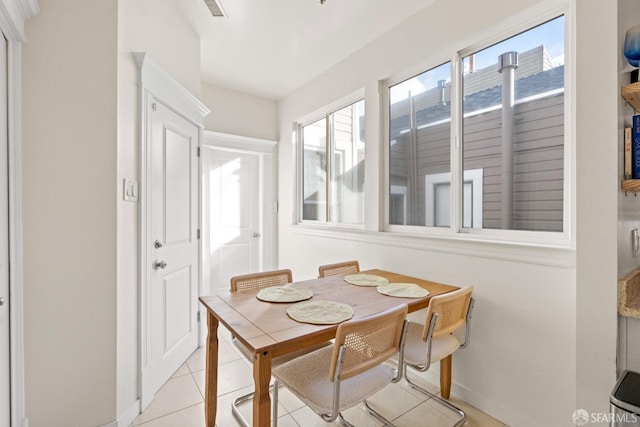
[123,179,139,202]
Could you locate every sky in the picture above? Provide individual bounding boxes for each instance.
[390,15,565,104]
[469,15,565,70]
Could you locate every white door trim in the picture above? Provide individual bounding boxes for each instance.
[0,1,39,426]
[203,130,277,153]
[134,53,209,409]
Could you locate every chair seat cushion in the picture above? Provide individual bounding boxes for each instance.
[272,346,394,415]
[403,321,461,366]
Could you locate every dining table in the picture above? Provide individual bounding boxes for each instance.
[198,269,460,427]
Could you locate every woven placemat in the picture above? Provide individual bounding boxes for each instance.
[256,286,313,303]
[377,282,429,298]
[287,300,354,325]
[343,273,390,287]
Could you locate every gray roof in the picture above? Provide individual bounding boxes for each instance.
[390,65,564,138]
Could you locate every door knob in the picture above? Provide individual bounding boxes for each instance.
[253,232,261,238]
[0,297,4,306]
[153,260,167,270]
[154,240,163,249]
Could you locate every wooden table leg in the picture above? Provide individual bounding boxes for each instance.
[253,351,272,427]
[440,354,452,399]
[205,312,219,427]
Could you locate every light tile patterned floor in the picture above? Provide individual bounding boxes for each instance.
[131,327,508,427]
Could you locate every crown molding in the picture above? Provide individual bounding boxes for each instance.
[134,52,210,127]
[0,0,39,42]
[19,0,38,19]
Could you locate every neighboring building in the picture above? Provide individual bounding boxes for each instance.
[389,46,564,231]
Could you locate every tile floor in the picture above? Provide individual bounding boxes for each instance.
[131,327,508,427]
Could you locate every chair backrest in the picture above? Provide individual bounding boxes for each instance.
[230,269,293,292]
[330,304,408,381]
[318,260,360,278]
[422,286,473,341]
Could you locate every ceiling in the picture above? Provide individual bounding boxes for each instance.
[183,0,433,100]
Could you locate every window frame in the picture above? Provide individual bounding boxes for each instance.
[295,89,366,228]
[382,8,571,247]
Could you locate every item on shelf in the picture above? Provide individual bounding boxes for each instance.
[625,24,640,67]
[633,115,640,179]
[626,127,632,180]
[624,25,640,83]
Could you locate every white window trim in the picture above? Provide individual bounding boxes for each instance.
[290,224,575,268]
[297,88,366,129]
[381,5,571,248]
[292,1,574,267]
[295,88,366,228]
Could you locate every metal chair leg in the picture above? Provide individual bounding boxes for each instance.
[272,379,278,425]
[404,369,467,427]
[337,412,356,427]
[231,382,279,427]
[363,400,398,426]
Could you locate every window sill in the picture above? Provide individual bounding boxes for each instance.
[290,224,575,268]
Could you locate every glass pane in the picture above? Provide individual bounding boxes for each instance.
[329,100,365,224]
[389,62,451,226]
[434,183,450,227]
[302,118,327,221]
[462,16,564,232]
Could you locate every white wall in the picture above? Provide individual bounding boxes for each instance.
[575,0,619,416]
[618,0,640,377]
[22,0,203,425]
[277,0,618,425]
[201,82,278,141]
[117,0,202,420]
[22,0,118,425]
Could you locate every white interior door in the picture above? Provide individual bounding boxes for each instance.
[0,31,9,427]
[143,100,199,405]
[205,148,260,296]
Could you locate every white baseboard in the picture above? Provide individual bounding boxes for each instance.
[100,399,141,427]
[451,382,524,427]
[413,368,538,427]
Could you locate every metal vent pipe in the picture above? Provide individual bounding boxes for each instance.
[498,51,518,230]
[438,79,446,105]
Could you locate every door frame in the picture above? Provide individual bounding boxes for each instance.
[200,131,277,316]
[134,53,209,409]
[0,1,39,426]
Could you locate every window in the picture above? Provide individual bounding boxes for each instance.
[301,99,365,225]
[388,15,565,235]
[462,16,565,232]
[389,62,451,226]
